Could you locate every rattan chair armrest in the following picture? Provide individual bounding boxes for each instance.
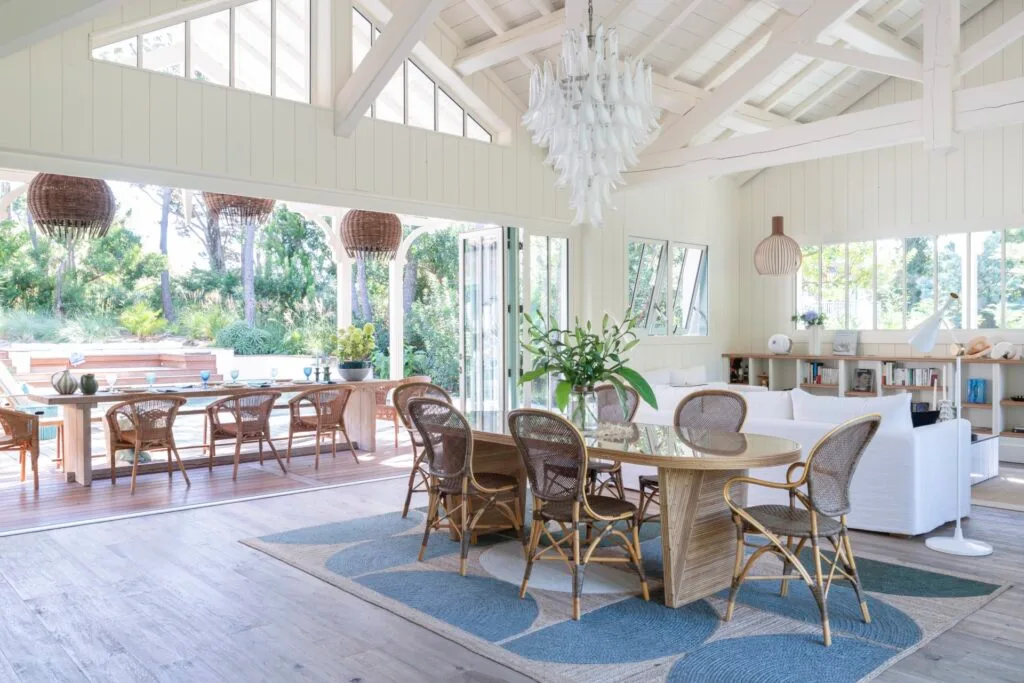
[786,461,808,485]
[722,475,798,509]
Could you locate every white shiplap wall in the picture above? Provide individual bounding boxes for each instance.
[0,0,573,231]
[735,0,1024,351]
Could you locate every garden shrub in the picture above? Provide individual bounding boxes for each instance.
[214,321,281,355]
[120,303,168,340]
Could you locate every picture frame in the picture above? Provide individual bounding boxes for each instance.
[832,330,859,356]
[854,368,875,393]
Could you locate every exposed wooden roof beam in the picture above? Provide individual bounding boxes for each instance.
[797,41,923,81]
[650,0,872,154]
[758,57,824,110]
[526,0,553,15]
[454,9,564,75]
[922,0,959,153]
[830,12,921,61]
[627,76,1024,183]
[0,0,124,59]
[636,0,707,61]
[959,6,1024,76]
[668,2,752,80]
[787,65,857,120]
[870,0,909,26]
[701,11,792,91]
[464,0,539,70]
[896,10,922,40]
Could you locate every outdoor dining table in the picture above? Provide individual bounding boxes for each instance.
[466,412,802,609]
[27,379,389,486]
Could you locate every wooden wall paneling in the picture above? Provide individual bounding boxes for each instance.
[946,134,966,221]
[390,124,410,199]
[1002,2,1023,218]
[790,162,805,238]
[121,68,150,167]
[473,143,489,211]
[372,123,393,197]
[0,51,31,150]
[149,75,178,169]
[62,27,93,160]
[272,99,297,185]
[30,36,63,155]
[750,173,767,343]
[249,96,274,182]
[803,159,819,238]
[863,148,879,234]
[487,139,502,215]
[200,86,227,175]
[176,79,203,173]
[983,3,1005,219]
[315,108,337,189]
[354,120,375,193]
[876,80,896,232]
[225,89,252,179]
[442,135,459,207]
[928,145,947,223]
[92,61,122,161]
[833,153,848,235]
[335,122,355,191]
[408,127,427,201]
[501,146,516,217]
[910,140,928,225]
[818,157,834,237]
[457,138,474,208]
[426,133,444,202]
[293,105,317,188]
[847,151,863,231]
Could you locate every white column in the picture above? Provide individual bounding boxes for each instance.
[336,256,353,329]
[389,258,404,379]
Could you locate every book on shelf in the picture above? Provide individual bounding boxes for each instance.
[803,362,839,386]
[967,378,988,404]
[881,362,940,388]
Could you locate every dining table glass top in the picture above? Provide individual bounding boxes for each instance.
[466,411,802,470]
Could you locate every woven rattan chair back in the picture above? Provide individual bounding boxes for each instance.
[408,397,472,495]
[804,414,882,518]
[292,386,352,427]
[106,397,187,446]
[674,390,747,432]
[508,409,587,505]
[394,382,452,434]
[0,407,36,444]
[594,384,639,422]
[209,391,280,435]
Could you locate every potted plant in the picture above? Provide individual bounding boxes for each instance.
[336,323,376,381]
[520,311,657,432]
[791,309,827,355]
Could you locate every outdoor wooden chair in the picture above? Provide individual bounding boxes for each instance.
[723,414,882,647]
[509,409,649,620]
[585,384,639,500]
[638,390,747,531]
[205,391,285,480]
[0,407,40,490]
[286,386,357,468]
[374,379,403,448]
[105,396,189,495]
[393,379,450,518]
[408,397,522,576]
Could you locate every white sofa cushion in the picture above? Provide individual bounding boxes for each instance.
[790,388,912,434]
[736,390,793,421]
[670,366,708,386]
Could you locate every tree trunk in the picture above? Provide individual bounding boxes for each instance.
[54,256,67,317]
[355,256,373,322]
[242,219,257,327]
[206,213,226,273]
[403,257,417,317]
[26,212,38,250]
[158,186,175,321]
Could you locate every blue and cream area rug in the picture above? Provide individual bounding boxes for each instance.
[242,510,1007,682]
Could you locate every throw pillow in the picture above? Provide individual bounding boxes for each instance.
[790,387,912,433]
[736,390,793,420]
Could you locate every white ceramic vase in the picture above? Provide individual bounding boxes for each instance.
[808,325,822,356]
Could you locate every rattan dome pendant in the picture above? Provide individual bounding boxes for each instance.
[27,174,116,241]
[754,216,802,276]
[202,192,275,225]
[340,210,402,261]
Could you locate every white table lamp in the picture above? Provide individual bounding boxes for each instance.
[908,293,992,557]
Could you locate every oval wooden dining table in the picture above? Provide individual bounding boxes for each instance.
[467,413,802,609]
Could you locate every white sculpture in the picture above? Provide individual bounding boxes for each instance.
[768,334,793,355]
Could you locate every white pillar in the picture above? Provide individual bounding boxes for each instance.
[336,255,353,329]
[389,257,404,379]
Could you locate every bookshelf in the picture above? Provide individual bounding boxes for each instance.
[722,352,1024,464]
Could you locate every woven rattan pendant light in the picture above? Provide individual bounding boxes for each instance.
[754,216,802,276]
[27,174,116,241]
[339,210,402,261]
[202,192,276,225]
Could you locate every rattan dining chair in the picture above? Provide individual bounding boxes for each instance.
[585,384,639,500]
[407,397,522,576]
[0,407,40,490]
[286,386,357,468]
[638,390,748,531]
[105,396,189,495]
[393,380,451,518]
[508,409,649,621]
[723,414,882,647]
[205,391,285,480]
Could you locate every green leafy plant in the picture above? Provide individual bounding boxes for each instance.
[119,303,168,340]
[177,298,239,340]
[519,311,657,413]
[214,321,280,356]
[336,323,377,364]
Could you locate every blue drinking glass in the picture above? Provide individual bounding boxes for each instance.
[145,372,156,389]
[230,369,240,383]
[199,370,211,389]
[303,366,312,380]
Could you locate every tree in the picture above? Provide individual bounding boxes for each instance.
[241,217,257,327]
[157,186,175,321]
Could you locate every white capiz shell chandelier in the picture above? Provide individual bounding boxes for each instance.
[522,5,661,227]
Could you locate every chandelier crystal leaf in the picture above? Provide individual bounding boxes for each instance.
[522,1,661,226]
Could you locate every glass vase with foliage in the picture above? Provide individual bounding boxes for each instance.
[519,312,657,431]
[336,323,377,381]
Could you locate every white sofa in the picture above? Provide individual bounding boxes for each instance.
[624,384,971,536]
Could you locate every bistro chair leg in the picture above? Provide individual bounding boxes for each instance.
[208,437,216,473]
[342,426,358,464]
[31,447,39,491]
[314,433,321,469]
[285,430,294,463]
[171,445,191,487]
[129,449,140,495]
[167,447,173,477]
[265,436,287,475]
[232,436,243,481]
[19,447,26,482]
[331,428,338,459]
[258,438,264,466]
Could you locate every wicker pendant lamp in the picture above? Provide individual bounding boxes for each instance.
[27,174,116,241]
[202,192,275,225]
[754,216,802,276]
[339,209,402,261]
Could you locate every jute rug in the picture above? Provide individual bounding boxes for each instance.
[242,510,1008,683]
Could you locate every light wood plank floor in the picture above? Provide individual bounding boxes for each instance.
[972,463,1024,512]
[0,470,1020,681]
